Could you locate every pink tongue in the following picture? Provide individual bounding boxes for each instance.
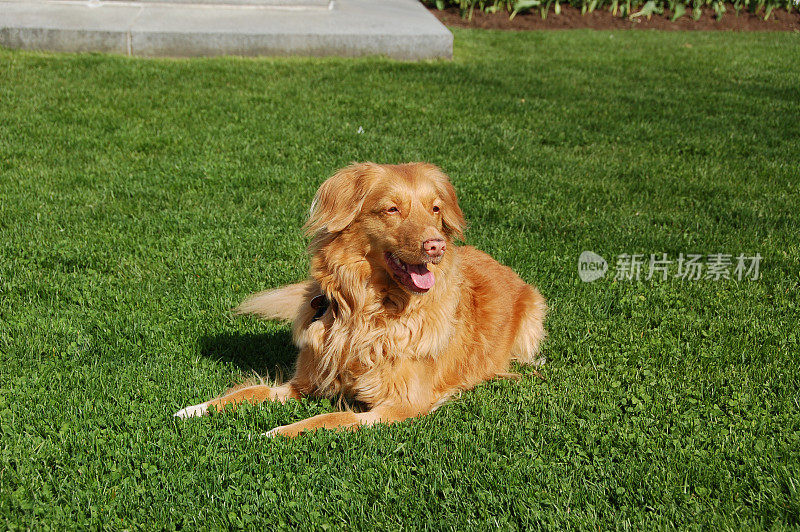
[407,264,435,290]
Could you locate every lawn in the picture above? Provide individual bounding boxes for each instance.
[1,29,799,528]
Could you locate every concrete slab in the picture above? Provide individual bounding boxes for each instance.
[0,0,452,60]
[0,2,137,54]
[114,0,331,5]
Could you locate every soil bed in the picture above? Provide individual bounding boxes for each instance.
[429,4,800,30]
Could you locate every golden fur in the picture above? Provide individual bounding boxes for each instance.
[175,162,547,437]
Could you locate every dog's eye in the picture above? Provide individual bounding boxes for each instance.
[387,206,399,214]
[433,206,440,213]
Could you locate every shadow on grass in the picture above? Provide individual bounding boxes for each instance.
[198,330,297,380]
[199,330,369,412]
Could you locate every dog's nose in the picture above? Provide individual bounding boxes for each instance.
[423,239,446,258]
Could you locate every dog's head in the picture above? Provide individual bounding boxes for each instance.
[305,162,465,295]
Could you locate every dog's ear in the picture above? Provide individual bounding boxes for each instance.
[436,176,466,241]
[304,163,377,237]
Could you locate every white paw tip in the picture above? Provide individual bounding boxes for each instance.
[174,403,208,419]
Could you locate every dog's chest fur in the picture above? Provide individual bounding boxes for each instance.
[289,237,467,406]
[296,279,460,406]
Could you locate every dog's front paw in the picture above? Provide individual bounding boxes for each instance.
[174,402,210,419]
[263,425,295,438]
[264,426,283,438]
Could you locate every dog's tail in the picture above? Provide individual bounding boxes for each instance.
[511,285,548,367]
[234,281,313,322]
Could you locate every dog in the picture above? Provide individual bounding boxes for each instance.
[175,162,547,437]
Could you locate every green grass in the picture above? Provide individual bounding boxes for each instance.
[1,30,799,529]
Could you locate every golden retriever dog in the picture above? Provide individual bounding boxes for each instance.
[175,163,546,437]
